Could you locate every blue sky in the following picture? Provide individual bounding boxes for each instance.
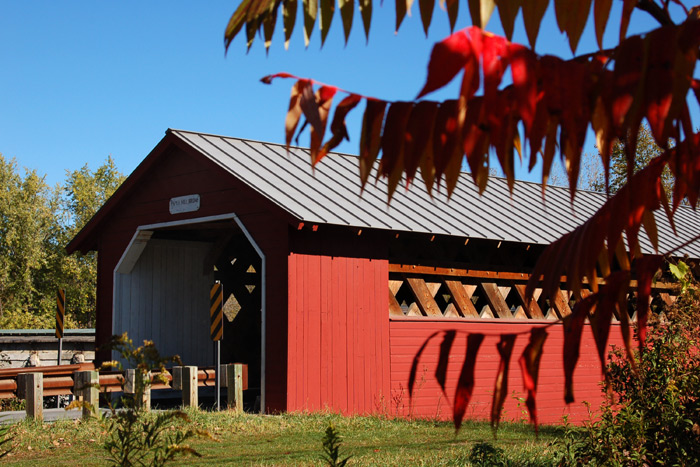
[0,1,691,187]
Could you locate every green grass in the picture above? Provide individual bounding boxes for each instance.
[1,410,567,466]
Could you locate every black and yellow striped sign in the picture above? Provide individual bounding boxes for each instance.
[56,289,65,339]
[210,282,223,341]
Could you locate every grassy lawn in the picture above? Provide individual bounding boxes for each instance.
[1,410,567,466]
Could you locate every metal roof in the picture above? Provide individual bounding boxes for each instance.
[171,129,700,258]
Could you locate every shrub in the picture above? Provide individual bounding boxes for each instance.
[568,264,700,465]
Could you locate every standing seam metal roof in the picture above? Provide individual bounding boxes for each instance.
[171,129,700,258]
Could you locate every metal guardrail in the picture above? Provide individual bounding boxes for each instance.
[0,365,234,400]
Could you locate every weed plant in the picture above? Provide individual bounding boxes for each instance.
[98,333,207,466]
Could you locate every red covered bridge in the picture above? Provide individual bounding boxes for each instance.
[67,129,699,424]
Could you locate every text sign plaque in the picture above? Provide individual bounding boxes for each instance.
[169,194,200,214]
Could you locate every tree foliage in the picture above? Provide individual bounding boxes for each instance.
[224,0,700,432]
[0,156,123,329]
[589,123,675,197]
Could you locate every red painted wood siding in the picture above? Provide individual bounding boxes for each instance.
[287,253,391,415]
[389,318,624,425]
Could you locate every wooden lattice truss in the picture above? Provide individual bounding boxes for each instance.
[389,264,678,321]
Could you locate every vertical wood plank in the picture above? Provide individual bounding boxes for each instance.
[287,253,297,411]
[346,258,355,413]
[380,260,391,412]
[308,255,321,410]
[320,255,331,412]
[333,255,348,413]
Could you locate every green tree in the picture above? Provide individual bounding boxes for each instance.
[0,155,123,329]
[0,154,61,327]
[52,157,125,327]
[589,124,674,196]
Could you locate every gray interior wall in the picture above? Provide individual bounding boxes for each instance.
[114,239,214,366]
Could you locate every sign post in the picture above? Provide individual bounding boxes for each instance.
[56,288,66,409]
[210,281,224,411]
[56,289,66,364]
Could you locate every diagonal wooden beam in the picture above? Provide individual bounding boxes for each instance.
[444,280,480,318]
[406,277,442,316]
[480,282,513,319]
[389,289,404,316]
[511,283,545,319]
[551,288,572,318]
[389,280,403,296]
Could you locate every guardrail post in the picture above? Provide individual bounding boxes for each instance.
[181,366,198,409]
[18,373,43,421]
[74,370,99,418]
[226,363,244,413]
[125,369,151,410]
[171,366,182,390]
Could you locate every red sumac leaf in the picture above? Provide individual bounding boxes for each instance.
[432,100,463,194]
[634,255,663,351]
[497,0,521,41]
[521,0,548,48]
[491,334,516,432]
[285,80,311,150]
[435,330,457,396]
[309,86,337,164]
[419,0,434,35]
[643,26,676,146]
[619,0,636,42]
[454,333,484,432]
[611,34,644,131]
[404,101,439,188]
[380,101,414,202]
[519,327,548,431]
[563,294,597,403]
[359,100,387,191]
[591,271,630,377]
[418,29,474,99]
[593,0,612,50]
[509,43,538,133]
[481,32,509,113]
[316,94,362,164]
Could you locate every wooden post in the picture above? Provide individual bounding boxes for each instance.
[19,373,43,421]
[181,366,198,409]
[226,363,244,413]
[74,370,99,418]
[171,366,183,390]
[125,369,151,410]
